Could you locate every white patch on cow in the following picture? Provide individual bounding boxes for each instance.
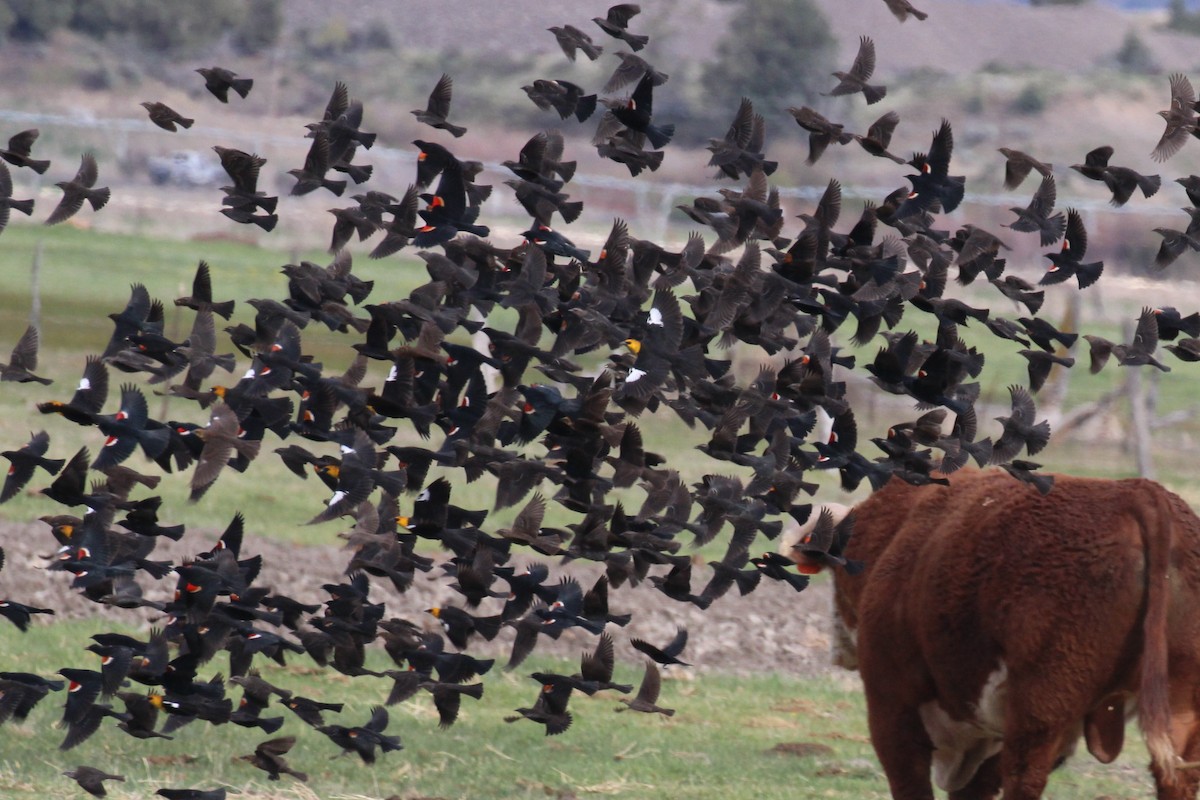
[918,663,1008,793]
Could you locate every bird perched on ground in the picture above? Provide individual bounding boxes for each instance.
[412,74,467,138]
[140,102,193,132]
[196,66,252,102]
[45,153,110,226]
[825,36,886,105]
[1153,73,1196,163]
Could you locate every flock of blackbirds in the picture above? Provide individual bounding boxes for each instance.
[0,1,1198,796]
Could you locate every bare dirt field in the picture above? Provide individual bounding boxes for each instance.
[1,518,841,679]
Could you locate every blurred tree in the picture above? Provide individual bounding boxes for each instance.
[1169,0,1200,35]
[232,0,284,56]
[699,0,835,129]
[1114,29,1159,74]
[5,0,77,41]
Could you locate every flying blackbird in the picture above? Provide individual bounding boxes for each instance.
[616,661,675,715]
[213,146,277,216]
[505,678,574,735]
[420,680,484,728]
[1001,459,1055,495]
[189,401,261,501]
[825,36,886,105]
[1152,210,1200,268]
[156,790,227,800]
[1,431,64,504]
[593,3,648,51]
[1019,349,1075,392]
[63,765,125,798]
[140,101,193,132]
[91,385,171,471]
[578,632,634,693]
[318,705,402,763]
[1153,73,1196,162]
[238,736,308,782]
[548,24,603,61]
[791,507,862,575]
[601,72,674,150]
[997,147,1052,190]
[0,128,50,173]
[523,79,597,122]
[787,106,852,165]
[0,325,51,385]
[289,129,346,196]
[196,66,252,102]
[412,74,467,138]
[894,119,965,218]
[630,626,690,667]
[882,0,928,21]
[1084,307,1171,373]
[991,385,1051,464]
[1071,145,1160,206]
[1004,173,1065,247]
[175,261,235,320]
[1041,209,1103,289]
[45,153,110,226]
[0,160,34,235]
[602,51,668,94]
[853,110,906,163]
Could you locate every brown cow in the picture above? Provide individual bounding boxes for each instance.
[826,469,1200,800]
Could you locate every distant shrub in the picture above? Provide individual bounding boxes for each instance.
[1010,84,1046,116]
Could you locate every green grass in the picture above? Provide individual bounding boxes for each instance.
[0,617,1163,800]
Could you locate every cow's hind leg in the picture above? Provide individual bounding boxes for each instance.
[998,727,1068,800]
[864,694,936,800]
[1151,680,1200,800]
[948,753,1001,800]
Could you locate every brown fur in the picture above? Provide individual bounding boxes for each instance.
[830,469,1200,800]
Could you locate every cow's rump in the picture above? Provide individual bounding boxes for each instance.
[831,470,1200,800]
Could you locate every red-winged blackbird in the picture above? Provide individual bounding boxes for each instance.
[0,160,34,235]
[317,705,402,763]
[548,24,603,62]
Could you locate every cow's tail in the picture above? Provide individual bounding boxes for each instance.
[1138,484,1177,780]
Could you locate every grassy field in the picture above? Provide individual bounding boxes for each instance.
[0,618,1159,800]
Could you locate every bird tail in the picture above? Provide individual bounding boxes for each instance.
[1139,173,1162,199]
[356,131,377,149]
[179,117,195,129]
[232,78,254,99]
[645,123,675,150]
[88,188,111,212]
[574,95,597,123]
[863,84,888,105]
[10,198,33,216]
